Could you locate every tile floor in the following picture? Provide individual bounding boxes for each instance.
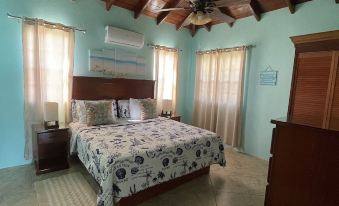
[0,149,268,206]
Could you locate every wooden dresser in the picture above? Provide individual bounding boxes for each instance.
[265,30,339,206]
[265,119,339,206]
[33,125,70,175]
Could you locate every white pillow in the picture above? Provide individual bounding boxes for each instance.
[129,98,143,120]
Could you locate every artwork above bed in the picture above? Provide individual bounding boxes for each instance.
[89,49,146,78]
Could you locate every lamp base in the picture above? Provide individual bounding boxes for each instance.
[161,110,172,118]
[44,121,59,130]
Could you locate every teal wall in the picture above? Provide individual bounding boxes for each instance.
[0,0,192,169]
[189,0,339,159]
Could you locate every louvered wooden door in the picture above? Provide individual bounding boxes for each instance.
[289,51,334,128]
[328,52,339,130]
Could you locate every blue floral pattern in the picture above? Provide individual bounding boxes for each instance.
[70,117,226,206]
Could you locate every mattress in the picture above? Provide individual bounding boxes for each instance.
[70,117,226,206]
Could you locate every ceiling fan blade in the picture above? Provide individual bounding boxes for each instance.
[185,0,196,3]
[210,8,235,23]
[213,0,250,7]
[154,7,191,12]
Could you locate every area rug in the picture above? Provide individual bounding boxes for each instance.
[34,172,96,206]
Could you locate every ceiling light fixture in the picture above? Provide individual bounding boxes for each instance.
[189,11,212,25]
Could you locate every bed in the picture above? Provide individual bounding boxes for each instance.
[71,77,226,206]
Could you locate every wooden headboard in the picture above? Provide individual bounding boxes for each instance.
[72,76,155,100]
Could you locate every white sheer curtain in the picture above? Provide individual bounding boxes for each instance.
[193,47,246,147]
[22,20,75,159]
[154,47,179,114]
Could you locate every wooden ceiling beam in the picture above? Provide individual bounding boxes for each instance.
[284,0,296,14]
[211,8,235,27]
[219,9,235,27]
[176,13,192,30]
[248,0,261,21]
[134,0,152,19]
[105,0,117,11]
[103,0,317,33]
[156,0,182,25]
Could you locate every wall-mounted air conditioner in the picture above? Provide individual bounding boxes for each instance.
[105,26,144,49]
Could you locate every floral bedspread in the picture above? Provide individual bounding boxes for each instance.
[70,117,226,206]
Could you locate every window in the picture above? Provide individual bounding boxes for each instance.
[153,47,179,114]
[193,48,246,147]
[22,20,75,159]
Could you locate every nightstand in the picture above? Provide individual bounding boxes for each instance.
[33,125,70,175]
[170,115,181,122]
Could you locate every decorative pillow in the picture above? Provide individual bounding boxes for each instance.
[117,100,130,118]
[75,100,117,124]
[129,98,157,120]
[85,101,115,126]
[71,100,78,122]
[140,99,157,120]
[75,100,87,124]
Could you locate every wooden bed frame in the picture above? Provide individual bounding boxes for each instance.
[72,76,210,206]
[72,76,156,100]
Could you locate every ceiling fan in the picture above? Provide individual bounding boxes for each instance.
[155,0,250,26]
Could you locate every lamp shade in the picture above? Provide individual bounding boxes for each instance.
[44,102,58,121]
[190,11,212,26]
[162,99,172,111]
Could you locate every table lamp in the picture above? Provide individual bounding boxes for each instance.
[44,102,59,130]
[161,99,172,118]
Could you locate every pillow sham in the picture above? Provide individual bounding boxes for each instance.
[140,99,157,120]
[75,100,87,123]
[71,100,78,122]
[117,100,130,118]
[85,101,115,126]
[74,100,117,124]
[129,98,157,120]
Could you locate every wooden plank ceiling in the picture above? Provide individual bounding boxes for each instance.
[104,0,314,36]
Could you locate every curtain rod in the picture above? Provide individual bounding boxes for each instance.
[147,43,182,52]
[7,13,86,34]
[196,45,255,54]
